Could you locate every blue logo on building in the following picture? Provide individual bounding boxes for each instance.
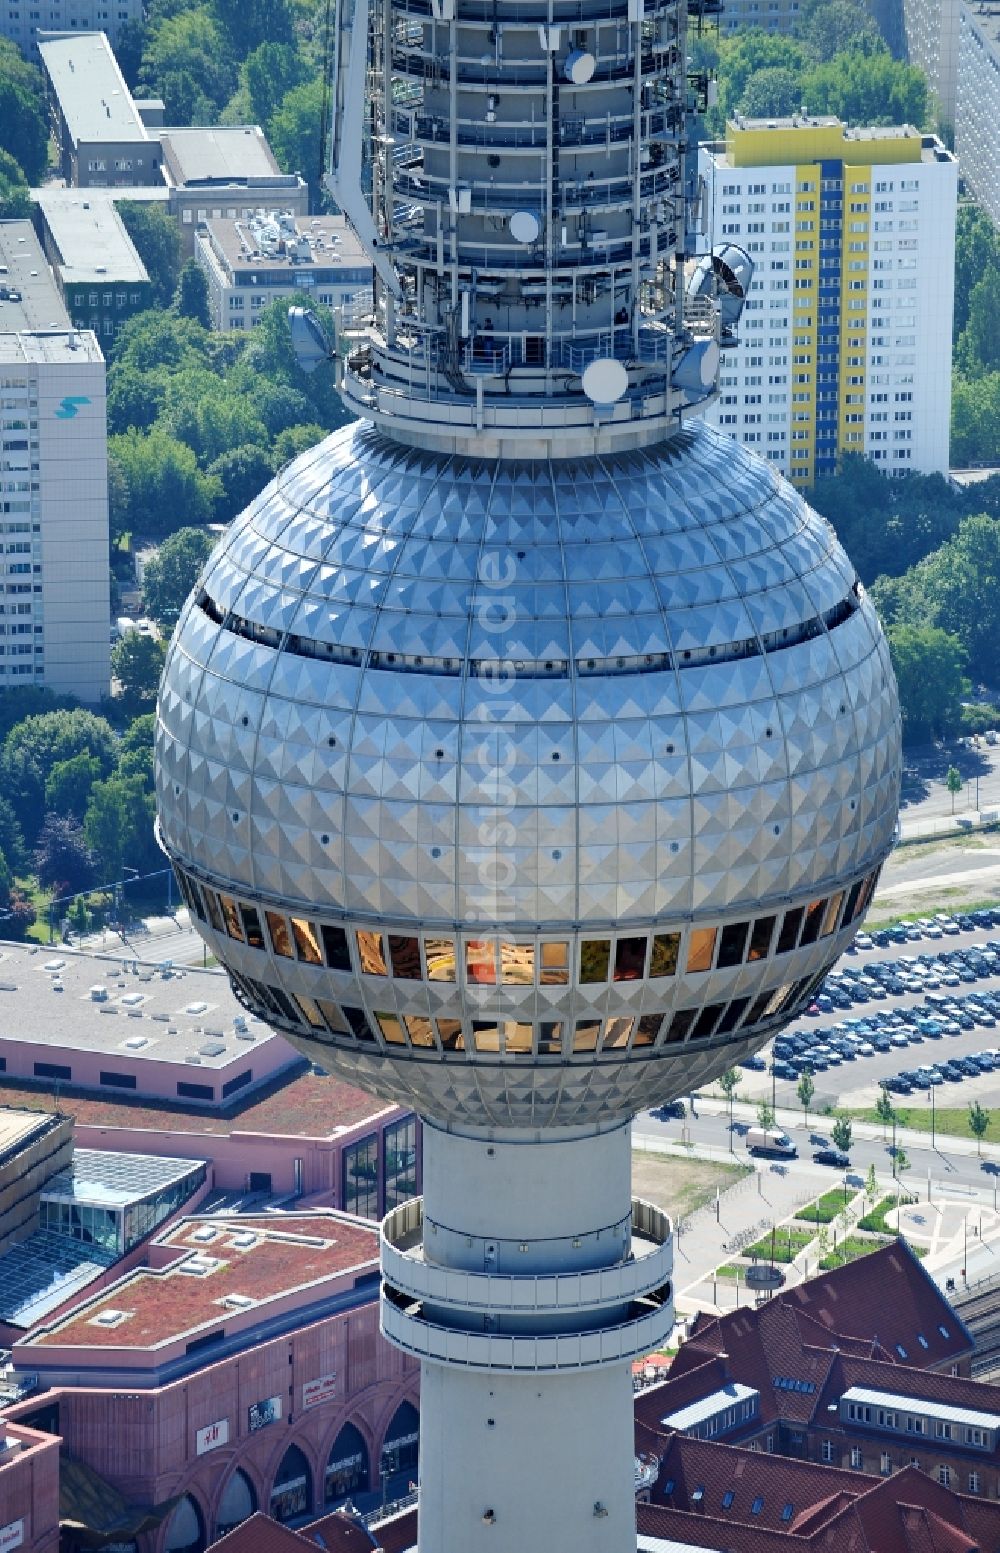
[55,396,91,420]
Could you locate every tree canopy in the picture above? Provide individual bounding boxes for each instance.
[887,624,969,745]
[0,40,49,185]
[1,710,118,841]
[142,527,216,628]
[873,514,1000,683]
[116,203,183,311]
[173,259,212,329]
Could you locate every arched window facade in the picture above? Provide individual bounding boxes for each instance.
[270,1443,312,1524]
[163,1495,206,1553]
[215,1469,257,1538]
[325,1421,370,1505]
[380,1400,419,1483]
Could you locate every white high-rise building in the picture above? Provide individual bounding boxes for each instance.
[957,4,1000,227]
[901,0,962,127]
[699,117,957,488]
[0,223,109,702]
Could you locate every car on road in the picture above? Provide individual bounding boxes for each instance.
[653,1100,686,1119]
[741,1054,766,1071]
[813,1148,851,1167]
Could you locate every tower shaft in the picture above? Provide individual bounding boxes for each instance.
[381,1123,673,1550]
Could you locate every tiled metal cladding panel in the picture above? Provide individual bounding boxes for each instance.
[155,419,901,1125]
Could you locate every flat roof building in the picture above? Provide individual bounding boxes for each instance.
[699,116,957,487]
[34,189,153,344]
[38,32,160,191]
[0,942,303,1108]
[4,1209,420,1546]
[195,212,372,333]
[0,221,110,703]
[158,129,308,253]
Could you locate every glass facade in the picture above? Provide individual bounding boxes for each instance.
[343,1134,379,1218]
[384,1115,418,1213]
[39,1162,207,1254]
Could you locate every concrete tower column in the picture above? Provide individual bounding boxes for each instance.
[381,1121,674,1552]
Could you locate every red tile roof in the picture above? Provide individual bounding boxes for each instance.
[637,1442,1000,1553]
[32,1212,378,1348]
[304,1510,375,1551]
[0,1071,393,1138]
[209,1513,316,1552]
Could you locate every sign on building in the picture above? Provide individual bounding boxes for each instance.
[302,1372,337,1410]
[248,1395,282,1432]
[195,1418,230,1455]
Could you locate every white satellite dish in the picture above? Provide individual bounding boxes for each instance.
[564,49,596,84]
[510,210,541,244]
[581,357,628,404]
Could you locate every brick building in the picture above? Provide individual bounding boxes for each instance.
[4,1208,420,1551]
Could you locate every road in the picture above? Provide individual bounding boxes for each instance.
[900,742,1000,824]
[75,910,209,967]
[634,1105,1000,1196]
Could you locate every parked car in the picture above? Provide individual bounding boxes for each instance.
[813,1148,851,1167]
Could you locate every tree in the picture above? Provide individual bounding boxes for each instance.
[211,0,294,60]
[883,515,1000,682]
[44,749,103,822]
[954,205,1000,341]
[719,1067,740,1147]
[946,764,963,813]
[33,814,96,896]
[111,633,166,708]
[894,1146,910,1182]
[832,1115,853,1155]
[0,147,30,220]
[0,40,49,184]
[84,773,159,882]
[244,295,349,428]
[797,1069,815,1127]
[69,895,90,936]
[951,370,1000,470]
[875,1086,895,1139]
[208,444,276,519]
[173,259,212,329]
[273,423,327,466]
[2,710,118,840]
[139,9,236,124]
[2,887,36,942]
[268,76,327,207]
[887,624,969,746]
[969,1100,990,1156]
[865,1161,879,1212]
[0,794,26,874]
[803,50,928,128]
[757,1098,775,1131]
[801,0,882,61]
[739,67,803,119]
[117,203,183,312]
[109,427,221,539]
[238,41,310,129]
[956,264,1000,377]
[142,528,216,629]
[117,713,156,790]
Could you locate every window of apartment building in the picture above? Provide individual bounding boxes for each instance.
[880,1454,892,1476]
[969,1472,981,1493]
[850,1448,863,1469]
[938,1465,952,1487]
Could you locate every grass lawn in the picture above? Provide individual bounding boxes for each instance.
[712,1265,742,1281]
[795,1187,856,1225]
[744,1227,815,1264]
[631,1154,750,1224]
[819,1235,892,1270]
[844,1104,999,1145]
[858,1194,918,1234]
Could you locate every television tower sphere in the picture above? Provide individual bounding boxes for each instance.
[156,422,899,1130]
[154,0,901,1541]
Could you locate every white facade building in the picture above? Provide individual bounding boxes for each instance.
[1,0,140,57]
[194,211,372,333]
[956,4,1000,226]
[901,0,962,127]
[0,224,109,702]
[699,118,957,487]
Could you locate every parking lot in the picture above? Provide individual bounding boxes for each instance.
[736,908,1000,1114]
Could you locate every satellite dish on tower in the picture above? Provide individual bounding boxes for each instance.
[509,210,541,244]
[582,357,628,405]
[288,306,334,376]
[564,48,596,83]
